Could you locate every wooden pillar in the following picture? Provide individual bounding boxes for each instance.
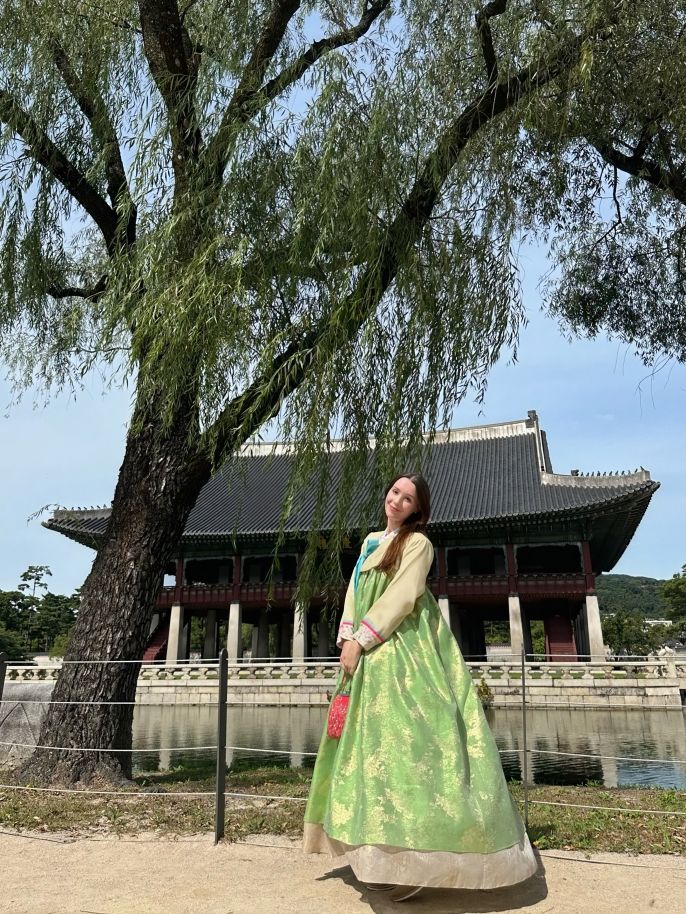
[581,541,596,592]
[174,557,184,602]
[232,555,242,600]
[450,605,463,647]
[257,609,270,660]
[317,613,330,658]
[437,545,447,593]
[203,610,218,660]
[505,543,517,593]
[474,618,487,660]
[279,616,292,659]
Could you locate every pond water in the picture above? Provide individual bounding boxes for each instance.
[131,705,686,789]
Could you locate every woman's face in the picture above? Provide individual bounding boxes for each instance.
[384,477,418,529]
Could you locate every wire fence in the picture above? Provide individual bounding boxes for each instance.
[1,649,685,844]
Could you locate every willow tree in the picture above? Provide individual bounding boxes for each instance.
[0,1,649,785]
[514,1,686,364]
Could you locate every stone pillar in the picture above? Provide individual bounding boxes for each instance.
[584,595,605,659]
[257,609,270,660]
[203,610,218,660]
[251,626,259,658]
[292,603,307,662]
[317,615,330,658]
[226,602,242,662]
[165,603,185,664]
[437,597,451,627]
[508,595,524,660]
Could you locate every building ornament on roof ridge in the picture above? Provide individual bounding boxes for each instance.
[238,415,538,456]
[541,468,652,487]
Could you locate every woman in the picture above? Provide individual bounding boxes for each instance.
[304,473,537,901]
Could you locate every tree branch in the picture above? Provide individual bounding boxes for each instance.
[656,125,679,177]
[47,276,108,300]
[591,139,686,206]
[138,0,201,189]
[49,40,137,247]
[200,19,595,467]
[475,0,508,86]
[204,0,390,187]
[179,0,202,22]
[202,0,301,186]
[633,120,657,161]
[0,91,118,249]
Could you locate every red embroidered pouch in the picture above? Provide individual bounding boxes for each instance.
[327,677,351,739]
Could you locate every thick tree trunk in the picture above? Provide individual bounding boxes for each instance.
[19,398,212,786]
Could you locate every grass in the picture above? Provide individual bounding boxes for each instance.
[0,762,308,840]
[1,765,685,854]
[510,782,686,855]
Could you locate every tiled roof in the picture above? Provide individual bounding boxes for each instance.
[44,412,659,548]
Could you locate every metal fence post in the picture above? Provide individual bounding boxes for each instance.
[522,646,529,828]
[0,652,7,704]
[214,648,228,845]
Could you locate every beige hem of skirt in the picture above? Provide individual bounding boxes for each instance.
[303,823,538,890]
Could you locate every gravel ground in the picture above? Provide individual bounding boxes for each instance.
[2,832,685,914]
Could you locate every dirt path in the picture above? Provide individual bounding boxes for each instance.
[2,832,685,914]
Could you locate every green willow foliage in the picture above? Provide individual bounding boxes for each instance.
[0,2,681,594]
[516,1,686,363]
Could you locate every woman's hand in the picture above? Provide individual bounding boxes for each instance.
[340,639,362,676]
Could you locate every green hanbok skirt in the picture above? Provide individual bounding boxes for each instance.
[303,567,537,889]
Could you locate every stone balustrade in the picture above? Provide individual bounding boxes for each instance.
[5,659,686,708]
[141,661,341,682]
[5,665,62,682]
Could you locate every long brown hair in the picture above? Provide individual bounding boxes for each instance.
[376,473,431,574]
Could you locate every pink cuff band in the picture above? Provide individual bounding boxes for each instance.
[361,619,384,643]
[336,621,354,649]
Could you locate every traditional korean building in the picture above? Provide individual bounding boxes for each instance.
[45,411,659,663]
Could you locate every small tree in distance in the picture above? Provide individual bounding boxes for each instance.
[0,568,78,657]
[602,611,674,658]
[18,565,52,600]
[663,567,686,637]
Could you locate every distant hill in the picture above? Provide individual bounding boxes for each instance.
[595,574,668,618]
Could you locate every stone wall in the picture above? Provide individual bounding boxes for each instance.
[135,662,335,706]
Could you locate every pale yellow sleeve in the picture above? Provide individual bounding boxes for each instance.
[336,575,356,647]
[352,534,434,651]
[336,535,370,648]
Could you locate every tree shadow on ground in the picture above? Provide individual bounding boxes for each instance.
[316,854,548,912]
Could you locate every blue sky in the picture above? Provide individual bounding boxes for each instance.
[1,243,685,595]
